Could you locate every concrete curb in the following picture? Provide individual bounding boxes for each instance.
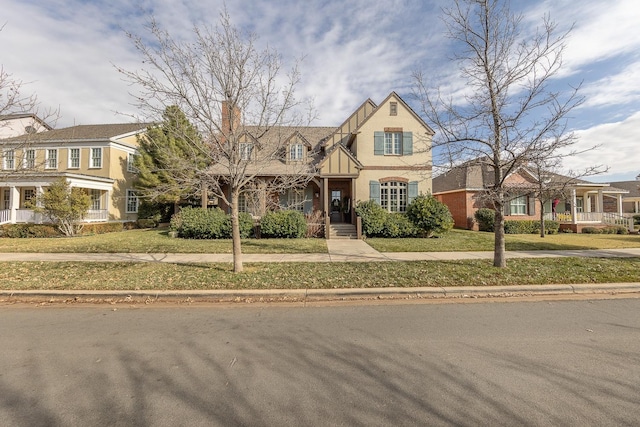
[2,283,639,304]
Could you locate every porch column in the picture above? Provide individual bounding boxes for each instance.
[9,186,19,223]
[36,186,44,224]
[571,189,577,224]
[322,177,329,218]
[616,194,623,215]
[597,189,604,213]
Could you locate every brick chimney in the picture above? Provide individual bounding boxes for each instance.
[221,101,241,133]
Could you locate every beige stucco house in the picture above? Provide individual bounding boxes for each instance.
[215,92,434,233]
[1,121,147,225]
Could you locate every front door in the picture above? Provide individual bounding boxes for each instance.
[330,190,342,223]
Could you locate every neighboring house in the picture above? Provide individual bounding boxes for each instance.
[214,92,434,225]
[609,175,640,214]
[1,122,148,225]
[433,159,632,232]
[0,113,52,139]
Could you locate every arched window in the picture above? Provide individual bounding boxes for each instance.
[380,181,408,212]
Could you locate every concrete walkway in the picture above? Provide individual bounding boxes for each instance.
[2,241,640,263]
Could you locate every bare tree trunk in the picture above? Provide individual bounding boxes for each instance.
[493,207,506,268]
[201,185,208,209]
[539,207,546,238]
[230,188,243,273]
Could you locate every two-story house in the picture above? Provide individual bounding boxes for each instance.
[1,122,147,225]
[213,92,434,230]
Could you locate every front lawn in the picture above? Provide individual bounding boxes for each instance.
[0,228,327,254]
[1,257,639,290]
[366,229,640,252]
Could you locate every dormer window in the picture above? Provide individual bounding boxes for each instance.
[290,143,304,161]
[239,143,253,160]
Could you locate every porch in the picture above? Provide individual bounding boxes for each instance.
[1,179,112,225]
[544,211,634,232]
[0,208,108,225]
[543,185,634,232]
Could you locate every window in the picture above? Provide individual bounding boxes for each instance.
[238,193,248,213]
[69,148,80,168]
[46,149,58,169]
[2,149,15,170]
[90,189,102,210]
[510,196,527,215]
[384,132,402,155]
[390,102,398,116]
[127,153,138,173]
[239,143,253,160]
[380,181,407,212]
[22,189,35,208]
[90,148,102,168]
[126,190,138,213]
[288,189,305,212]
[290,143,304,161]
[24,149,36,169]
[2,189,10,210]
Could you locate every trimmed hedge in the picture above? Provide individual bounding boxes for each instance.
[354,200,420,238]
[260,210,307,238]
[582,226,629,235]
[0,224,61,238]
[504,220,559,235]
[170,207,254,239]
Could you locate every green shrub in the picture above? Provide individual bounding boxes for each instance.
[603,225,629,235]
[137,201,174,225]
[0,224,61,238]
[582,227,602,234]
[171,207,253,239]
[260,210,307,238]
[81,222,126,235]
[503,220,560,235]
[355,200,387,237]
[633,214,640,226]
[474,208,495,232]
[136,219,157,229]
[406,194,454,236]
[382,213,419,238]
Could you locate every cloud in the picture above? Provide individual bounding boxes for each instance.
[567,111,640,179]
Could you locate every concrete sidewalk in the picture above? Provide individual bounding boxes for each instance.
[1,241,640,263]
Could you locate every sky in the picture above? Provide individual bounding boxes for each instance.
[2,0,639,182]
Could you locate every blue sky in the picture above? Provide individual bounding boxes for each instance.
[2,0,639,182]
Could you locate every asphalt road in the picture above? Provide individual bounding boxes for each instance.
[1,298,639,426]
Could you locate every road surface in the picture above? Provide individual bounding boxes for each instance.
[1,298,639,426]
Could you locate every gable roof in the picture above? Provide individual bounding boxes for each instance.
[608,179,640,198]
[1,123,149,143]
[433,158,627,194]
[349,92,435,139]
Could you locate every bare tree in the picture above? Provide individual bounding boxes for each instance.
[413,0,589,267]
[118,10,314,272]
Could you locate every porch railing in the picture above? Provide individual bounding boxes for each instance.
[16,209,41,223]
[84,209,108,222]
[0,209,9,224]
[544,212,634,230]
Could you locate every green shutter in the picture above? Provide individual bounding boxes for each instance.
[403,132,413,155]
[408,181,418,204]
[374,131,384,155]
[369,181,381,205]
